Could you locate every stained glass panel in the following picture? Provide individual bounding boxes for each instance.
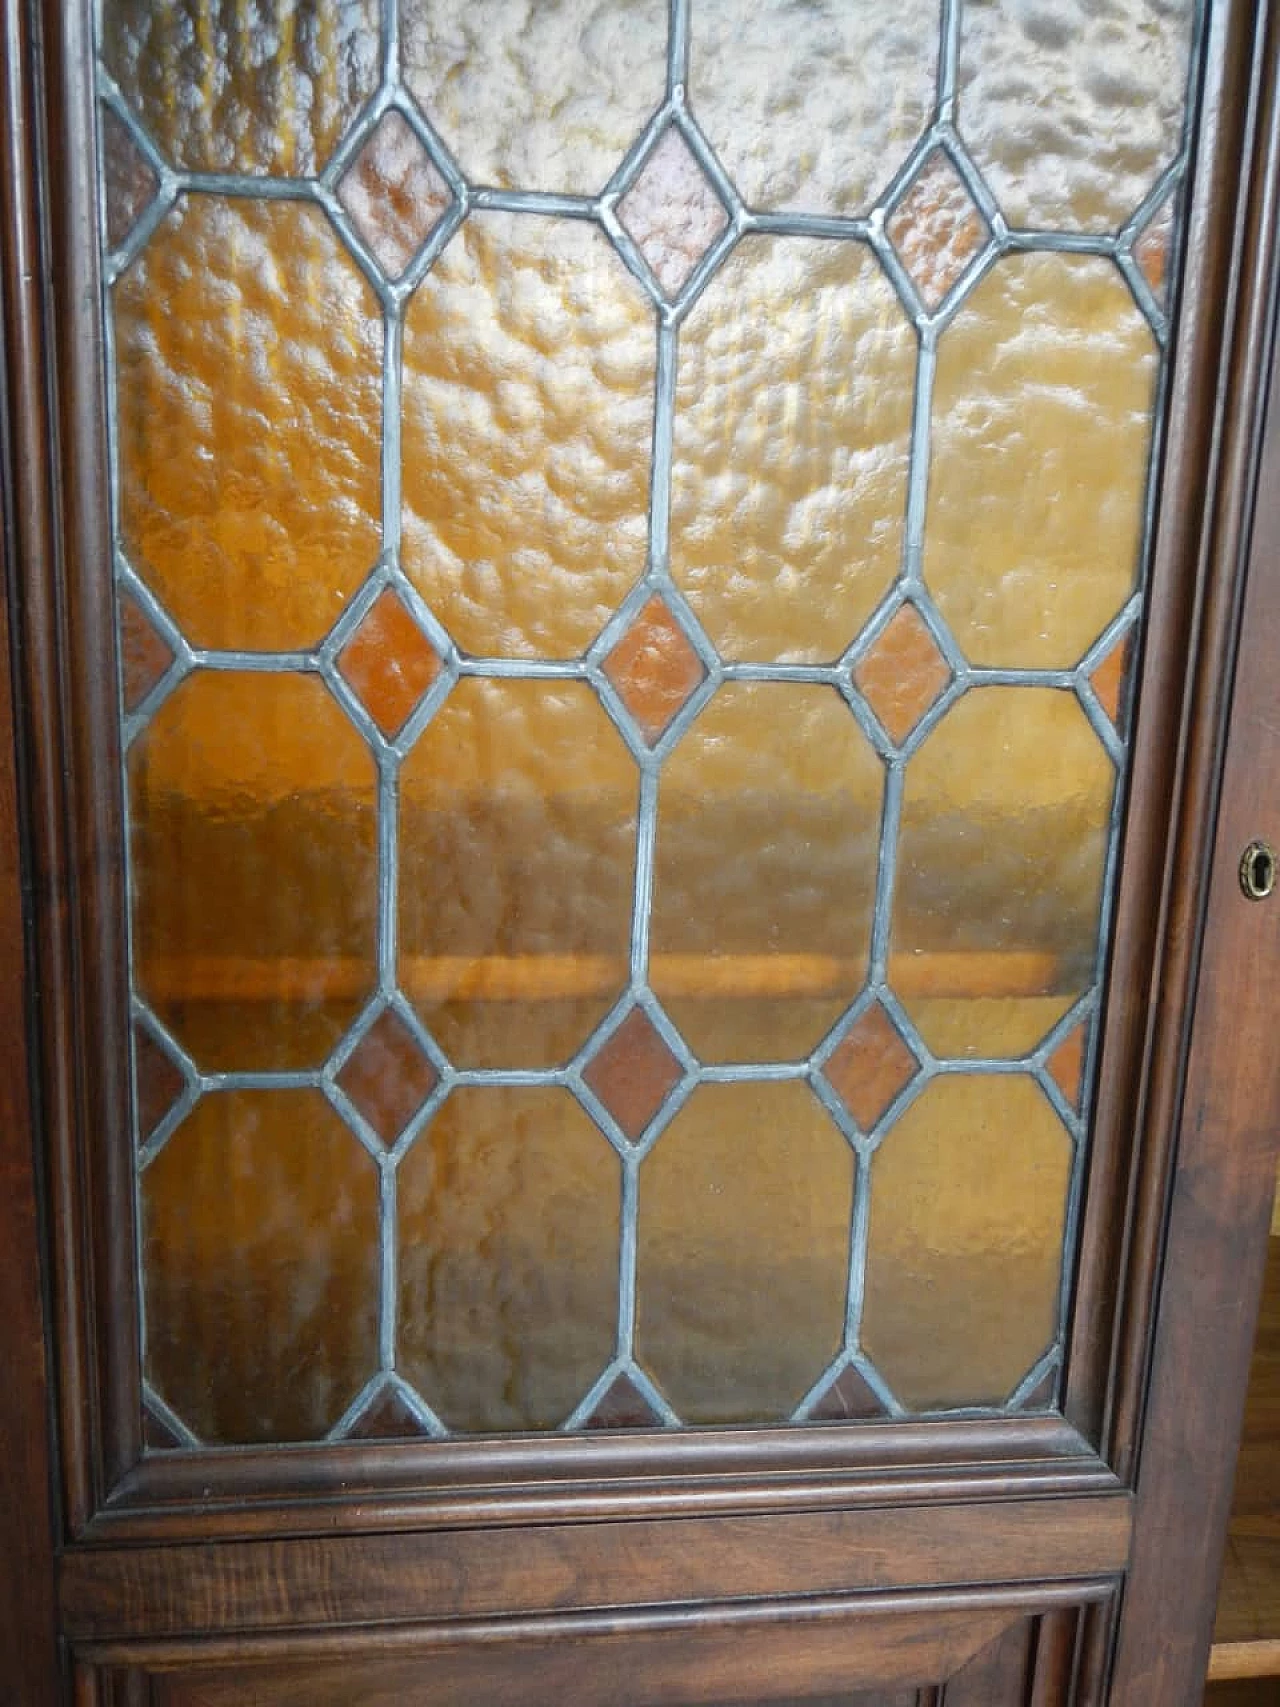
[102,0,1202,1447]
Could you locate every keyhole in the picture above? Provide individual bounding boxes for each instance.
[1240,840,1277,901]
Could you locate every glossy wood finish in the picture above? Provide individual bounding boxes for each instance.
[0,0,71,1700]
[1109,10,1280,1695]
[60,1494,1131,1652]
[103,1601,1100,1706]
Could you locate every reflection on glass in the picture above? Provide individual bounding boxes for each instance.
[958,0,1196,232]
[398,678,637,1069]
[397,1087,620,1431]
[690,0,940,216]
[143,1088,379,1443]
[862,1076,1071,1409]
[650,683,883,1063]
[401,214,654,659]
[891,687,1114,1061]
[130,671,379,1072]
[402,0,667,195]
[671,236,915,663]
[115,196,383,652]
[636,1081,853,1422]
[924,254,1158,668]
[103,0,381,176]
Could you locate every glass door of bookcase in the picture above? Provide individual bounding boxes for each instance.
[95,0,1200,1453]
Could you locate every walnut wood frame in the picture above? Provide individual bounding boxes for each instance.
[3,0,1280,1703]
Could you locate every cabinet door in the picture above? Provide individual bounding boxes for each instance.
[4,1,1280,1704]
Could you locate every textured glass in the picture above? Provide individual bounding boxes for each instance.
[671,237,915,662]
[601,595,707,745]
[862,1076,1072,1409]
[616,125,730,299]
[101,0,1201,1442]
[402,0,666,194]
[886,150,990,312]
[103,0,380,177]
[143,1089,379,1444]
[690,0,939,216]
[925,254,1159,669]
[958,0,1197,232]
[336,111,453,281]
[397,1088,620,1431]
[398,679,637,1068]
[401,215,654,659]
[130,671,378,1072]
[650,684,883,1063]
[336,589,443,739]
[115,197,382,651]
[101,103,157,249]
[892,688,1113,1061]
[636,1082,854,1423]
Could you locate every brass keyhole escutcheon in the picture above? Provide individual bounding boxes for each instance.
[1240,840,1277,901]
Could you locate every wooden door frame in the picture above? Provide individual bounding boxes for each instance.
[4,0,1280,1702]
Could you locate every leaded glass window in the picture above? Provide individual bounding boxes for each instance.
[99,0,1202,1446]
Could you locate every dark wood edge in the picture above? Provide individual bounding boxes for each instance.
[84,1413,1112,1543]
[59,1492,1132,1648]
[7,0,141,1539]
[1066,0,1276,1462]
[66,1574,1120,1670]
[0,0,64,1696]
[1107,15,1280,1700]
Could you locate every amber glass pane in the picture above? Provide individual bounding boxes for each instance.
[143,1089,379,1443]
[636,1081,853,1423]
[103,0,1194,1441]
[397,1088,620,1431]
[398,679,637,1068]
[891,687,1113,1060]
[115,196,382,652]
[925,254,1158,668]
[103,0,380,177]
[402,0,666,195]
[671,236,915,663]
[650,683,882,1063]
[862,1076,1071,1409]
[130,671,378,1072]
[690,0,939,217]
[401,215,654,660]
[958,0,1196,232]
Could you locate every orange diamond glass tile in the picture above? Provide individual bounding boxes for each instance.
[854,604,951,745]
[887,150,988,311]
[337,1008,440,1145]
[337,587,443,738]
[601,595,706,745]
[337,110,453,279]
[1090,628,1132,734]
[824,1001,920,1132]
[1047,1019,1089,1112]
[582,1006,682,1141]
[119,587,176,714]
[616,126,730,299]
[1134,191,1175,307]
